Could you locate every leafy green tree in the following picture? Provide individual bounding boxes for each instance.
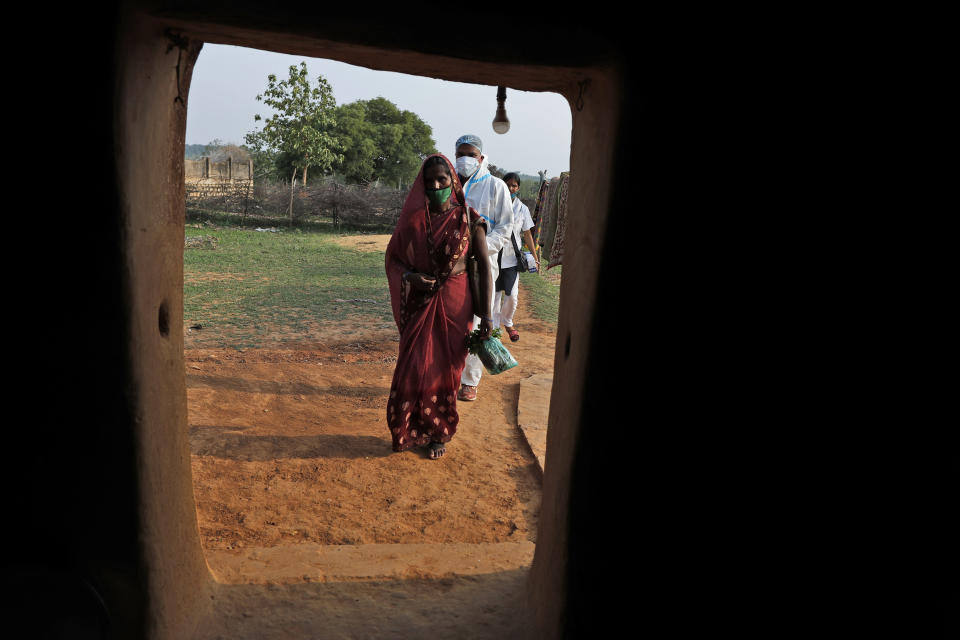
[244,62,341,188]
[333,102,379,184]
[494,169,539,199]
[333,97,436,187]
[248,147,280,183]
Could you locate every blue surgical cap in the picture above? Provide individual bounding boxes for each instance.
[456,134,483,152]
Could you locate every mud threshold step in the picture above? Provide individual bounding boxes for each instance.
[206,541,535,584]
[517,373,552,471]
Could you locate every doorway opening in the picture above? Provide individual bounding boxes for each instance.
[117,11,615,636]
[182,45,569,589]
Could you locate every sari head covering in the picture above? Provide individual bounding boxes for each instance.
[398,153,465,222]
[388,153,470,331]
[384,154,484,452]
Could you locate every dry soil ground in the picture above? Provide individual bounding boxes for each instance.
[187,234,558,638]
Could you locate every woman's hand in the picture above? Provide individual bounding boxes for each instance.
[479,316,493,339]
[405,272,437,293]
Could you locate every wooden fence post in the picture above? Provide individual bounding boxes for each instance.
[242,180,250,227]
[289,167,298,228]
[333,183,340,232]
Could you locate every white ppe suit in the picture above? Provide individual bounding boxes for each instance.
[460,156,517,387]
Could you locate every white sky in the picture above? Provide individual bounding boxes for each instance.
[186,44,572,178]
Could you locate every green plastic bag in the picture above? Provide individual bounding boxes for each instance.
[466,330,519,375]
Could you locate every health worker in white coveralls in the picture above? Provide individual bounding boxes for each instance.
[495,172,539,343]
[453,134,516,402]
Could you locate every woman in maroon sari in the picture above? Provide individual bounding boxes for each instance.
[385,154,493,459]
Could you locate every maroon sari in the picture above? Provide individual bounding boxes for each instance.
[385,154,483,452]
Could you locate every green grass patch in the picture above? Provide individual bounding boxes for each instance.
[519,267,561,326]
[184,227,393,348]
[184,226,563,347]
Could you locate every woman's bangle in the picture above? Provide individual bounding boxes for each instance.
[402,270,412,281]
[481,315,493,322]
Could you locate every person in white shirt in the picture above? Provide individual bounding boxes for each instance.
[453,134,515,402]
[494,172,540,342]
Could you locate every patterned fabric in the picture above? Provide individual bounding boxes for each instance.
[539,176,561,265]
[547,172,570,270]
[384,154,483,452]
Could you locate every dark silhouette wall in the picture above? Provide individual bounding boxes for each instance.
[11,6,646,636]
[8,3,942,640]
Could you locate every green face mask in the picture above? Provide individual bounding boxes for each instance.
[426,186,452,206]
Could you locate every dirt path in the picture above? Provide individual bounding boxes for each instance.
[186,243,558,637]
[187,273,556,559]
[329,233,393,252]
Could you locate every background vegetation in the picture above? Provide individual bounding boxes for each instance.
[518,268,561,326]
[190,61,545,194]
[183,61,558,346]
[186,180,414,232]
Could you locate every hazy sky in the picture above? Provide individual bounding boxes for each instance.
[186,44,572,177]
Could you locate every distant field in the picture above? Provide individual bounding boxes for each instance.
[183,225,560,347]
[184,226,393,348]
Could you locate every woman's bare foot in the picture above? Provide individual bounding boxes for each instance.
[428,441,446,459]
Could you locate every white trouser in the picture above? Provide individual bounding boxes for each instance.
[461,262,500,387]
[493,275,520,328]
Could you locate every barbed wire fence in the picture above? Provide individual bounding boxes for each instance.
[185,179,407,232]
[186,178,537,233]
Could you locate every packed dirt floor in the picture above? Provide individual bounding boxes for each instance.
[186,235,559,638]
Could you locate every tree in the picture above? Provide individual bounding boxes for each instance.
[333,97,436,187]
[184,143,208,159]
[333,102,379,184]
[244,62,341,192]
[518,173,541,199]
[487,164,506,179]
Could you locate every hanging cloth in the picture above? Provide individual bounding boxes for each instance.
[539,176,562,266]
[547,172,570,270]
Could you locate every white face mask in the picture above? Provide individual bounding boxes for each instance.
[456,156,479,178]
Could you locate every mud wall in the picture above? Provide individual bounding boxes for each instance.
[185,157,252,180]
[121,7,622,637]
[115,10,210,637]
[7,2,659,638]
[122,8,616,633]
[185,158,252,198]
[184,158,206,179]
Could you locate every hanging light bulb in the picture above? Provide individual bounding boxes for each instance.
[492,85,510,134]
